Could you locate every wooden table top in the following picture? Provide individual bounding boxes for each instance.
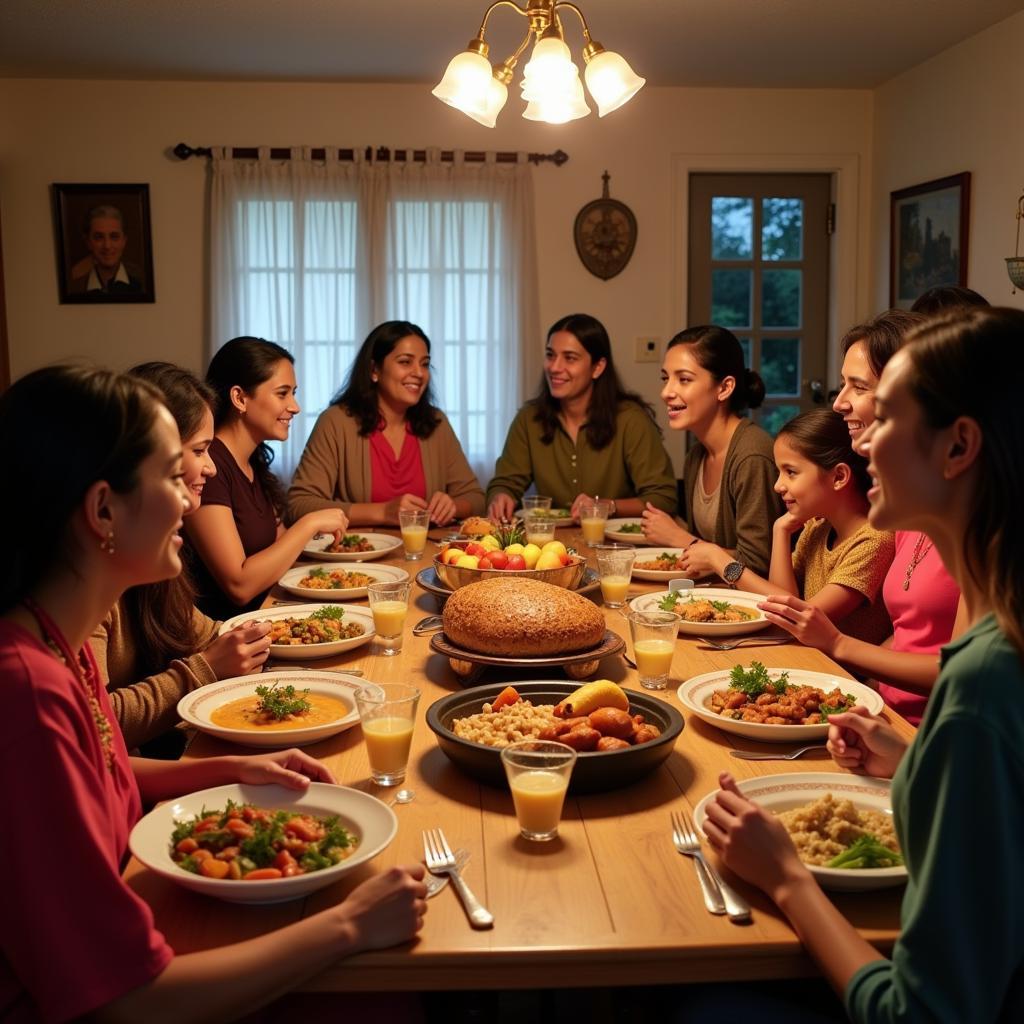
[125,528,914,991]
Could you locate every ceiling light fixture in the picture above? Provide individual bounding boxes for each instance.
[433,0,645,128]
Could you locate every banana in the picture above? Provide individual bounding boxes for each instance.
[554,679,629,718]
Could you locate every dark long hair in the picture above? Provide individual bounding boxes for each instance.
[206,337,292,513]
[125,363,218,670]
[0,365,163,612]
[666,325,765,413]
[530,313,658,450]
[910,285,989,317]
[840,310,925,379]
[332,321,441,438]
[901,307,1024,659]
[776,408,871,497]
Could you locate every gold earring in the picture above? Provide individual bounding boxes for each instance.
[100,532,115,555]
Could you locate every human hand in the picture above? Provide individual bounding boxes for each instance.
[487,493,517,522]
[335,865,428,953]
[773,510,806,535]
[757,593,841,656]
[568,492,596,521]
[202,620,273,679]
[303,507,349,540]
[826,706,906,779]
[640,502,693,547]
[426,491,457,526]
[231,749,338,789]
[384,493,429,524]
[678,541,725,578]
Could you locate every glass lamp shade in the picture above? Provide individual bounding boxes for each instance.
[464,76,509,128]
[584,49,645,116]
[520,37,577,99]
[432,50,494,119]
[523,76,590,123]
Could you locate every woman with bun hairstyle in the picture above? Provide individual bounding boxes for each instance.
[287,320,484,528]
[642,325,781,578]
[0,365,426,1022]
[89,362,272,753]
[185,337,348,620]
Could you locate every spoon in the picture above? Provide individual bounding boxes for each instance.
[388,788,415,806]
[728,744,827,761]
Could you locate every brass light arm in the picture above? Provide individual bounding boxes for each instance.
[494,25,537,83]
[554,1,605,59]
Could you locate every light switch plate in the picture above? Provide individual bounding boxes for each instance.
[635,337,661,363]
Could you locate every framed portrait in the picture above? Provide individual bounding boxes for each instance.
[890,172,970,309]
[52,183,155,304]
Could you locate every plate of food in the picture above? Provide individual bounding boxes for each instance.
[278,562,409,601]
[677,663,884,742]
[129,782,397,904]
[302,532,403,562]
[220,603,375,660]
[177,670,378,747]
[603,518,648,543]
[693,773,906,891]
[629,587,769,636]
[513,507,573,526]
[631,548,693,582]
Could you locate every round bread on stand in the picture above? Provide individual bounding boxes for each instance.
[442,576,605,657]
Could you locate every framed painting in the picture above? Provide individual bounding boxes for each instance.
[52,183,155,303]
[890,172,970,309]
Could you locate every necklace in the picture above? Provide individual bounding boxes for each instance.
[903,533,934,591]
[22,597,116,774]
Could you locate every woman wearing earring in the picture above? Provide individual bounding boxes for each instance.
[288,320,484,528]
[185,337,349,620]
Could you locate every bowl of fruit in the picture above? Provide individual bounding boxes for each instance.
[434,521,587,592]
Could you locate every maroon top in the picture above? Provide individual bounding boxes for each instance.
[369,423,427,503]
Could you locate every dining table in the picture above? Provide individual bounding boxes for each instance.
[124,525,915,993]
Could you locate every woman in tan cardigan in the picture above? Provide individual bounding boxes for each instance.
[288,320,484,528]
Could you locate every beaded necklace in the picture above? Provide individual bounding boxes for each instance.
[903,533,935,591]
[22,597,116,774]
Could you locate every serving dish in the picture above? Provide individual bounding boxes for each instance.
[693,772,906,891]
[677,667,884,742]
[631,548,694,583]
[301,532,403,562]
[220,603,375,661]
[630,587,770,637]
[129,782,398,904]
[426,680,684,793]
[177,670,377,747]
[278,562,409,601]
[433,551,587,592]
[603,518,649,544]
[416,566,600,608]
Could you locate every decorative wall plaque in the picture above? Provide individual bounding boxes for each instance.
[573,170,637,280]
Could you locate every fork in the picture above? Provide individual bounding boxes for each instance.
[729,744,827,760]
[423,847,469,899]
[670,809,752,924]
[423,828,494,929]
[698,636,791,651]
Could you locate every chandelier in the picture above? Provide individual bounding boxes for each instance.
[432,0,645,128]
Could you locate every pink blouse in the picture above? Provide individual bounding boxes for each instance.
[369,423,427,504]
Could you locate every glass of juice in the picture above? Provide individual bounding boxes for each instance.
[398,508,430,561]
[366,580,411,656]
[355,682,420,786]
[626,609,680,690]
[595,543,637,608]
[579,499,613,546]
[500,740,577,842]
[522,494,553,514]
[525,513,556,548]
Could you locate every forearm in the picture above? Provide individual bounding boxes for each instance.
[832,633,941,692]
[611,497,644,517]
[767,528,800,595]
[226,525,322,603]
[287,489,350,522]
[706,545,776,595]
[131,754,248,803]
[345,502,391,527]
[109,656,212,749]
[452,496,475,520]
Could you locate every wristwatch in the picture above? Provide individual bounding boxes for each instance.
[722,560,745,587]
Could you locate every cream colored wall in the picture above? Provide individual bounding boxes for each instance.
[871,11,1024,310]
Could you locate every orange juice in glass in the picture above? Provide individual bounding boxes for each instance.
[625,608,680,690]
[595,544,636,608]
[398,509,430,561]
[525,513,556,548]
[355,683,420,786]
[501,740,577,841]
[579,499,612,546]
[366,580,411,656]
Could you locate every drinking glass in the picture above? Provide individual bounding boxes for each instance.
[625,609,680,690]
[525,513,556,548]
[522,494,553,514]
[579,499,613,546]
[398,508,430,561]
[355,682,420,786]
[595,544,637,608]
[366,579,411,656]
[500,740,577,841]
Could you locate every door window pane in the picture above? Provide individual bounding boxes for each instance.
[761,337,801,397]
[711,269,752,329]
[762,269,802,328]
[762,198,803,261]
[760,403,801,437]
[711,197,753,259]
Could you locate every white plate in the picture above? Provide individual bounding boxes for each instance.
[301,532,403,562]
[221,603,376,661]
[693,773,906,891]
[278,562,409,601]
[130,782,397,904]
[677,667,884,742]
[631,548,694,582]
[603,518,649,543]
[630,587,770,636]
[177,670,378,747]
[514,507,574,527]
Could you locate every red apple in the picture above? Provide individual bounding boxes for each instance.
[505,554,527,570]
[559,553,573,565]
[465,541,486,557]
[477,555,493,570]
[486,550,509,570]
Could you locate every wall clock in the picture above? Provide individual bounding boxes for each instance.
[573,170,637,280]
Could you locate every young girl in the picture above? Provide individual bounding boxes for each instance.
[642,325,780,577]
[89,362,272,752]
[0,365,426,1022]
[702,306,1024,1023]
[702,408,895,645]
[185,337,349,620]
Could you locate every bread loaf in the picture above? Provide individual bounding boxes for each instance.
[443,577,605,657]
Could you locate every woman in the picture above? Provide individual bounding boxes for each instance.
[764,310,962,724]
[90,362,272,752]
[287,321,484,528]
[486,313,676,521]
[0,365,425,1022]
[642,325,780,578]
[185,337,348,620]
[703,307,1024,1022]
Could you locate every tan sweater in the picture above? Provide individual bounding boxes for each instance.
[287,404,485,523]
[89,601,219,750]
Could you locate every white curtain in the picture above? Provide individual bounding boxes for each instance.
[210,146,539,483]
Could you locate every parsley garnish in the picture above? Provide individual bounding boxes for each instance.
[254,681,312,720]
[310,605,346,621]
[728,661,789,698]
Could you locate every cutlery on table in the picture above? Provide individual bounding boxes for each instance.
[423,828,494,929]
[423,847,469,899]
[670,809,751,924]
[698,636,791,651]
[412,614,444,636]
[729,744,827,761]
[622,651,637,669]
[264,665,364,677]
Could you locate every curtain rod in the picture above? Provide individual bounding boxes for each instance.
[172,142,568,167]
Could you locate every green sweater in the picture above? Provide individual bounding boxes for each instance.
[485,400,677,513]
[845,614,1024,1023]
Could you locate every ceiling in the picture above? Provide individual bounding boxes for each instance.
[1,0,1022,89]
